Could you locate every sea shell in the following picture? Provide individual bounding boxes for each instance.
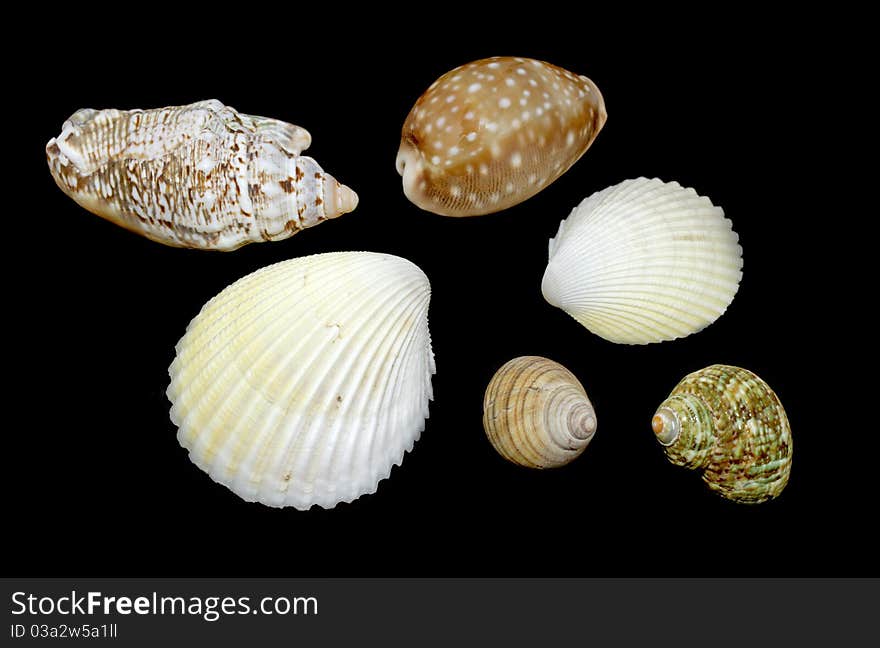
[652,365,792,504]
[46,99,358,251]
[482,356,597,468]
[541,177,743,344]
[396,56,606,217]
[166,252,435,509]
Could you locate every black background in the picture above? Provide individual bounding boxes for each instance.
[8,12,867,576]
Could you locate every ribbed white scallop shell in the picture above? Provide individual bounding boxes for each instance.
[167,252,435,509]
[541,178,743,344]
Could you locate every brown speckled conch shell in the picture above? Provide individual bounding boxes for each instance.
[652,365,792,504]
[46,100,358,251]
[397,57,606,216]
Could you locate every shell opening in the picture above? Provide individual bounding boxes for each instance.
[48,123,87,171]
[653,408,680,446]
[397,142,425,206]
[45,139,61,161]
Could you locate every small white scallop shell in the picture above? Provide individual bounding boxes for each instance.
[541,178,743,344]
[167,252,435,509]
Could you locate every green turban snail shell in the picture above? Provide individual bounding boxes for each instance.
[652,365,792,504]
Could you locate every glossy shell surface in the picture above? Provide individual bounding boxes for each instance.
[397,57,606,216]
[47,100,358,250]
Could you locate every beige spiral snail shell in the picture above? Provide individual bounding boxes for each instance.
[46,99,358,251]
[397,57,606,216]
[652,365,792,504]
[482,356,597,469]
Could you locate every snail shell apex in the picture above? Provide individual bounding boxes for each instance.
[652,365,792,504]
[397,57,606,216]
[46,100,358,251]
[483,356,597,469]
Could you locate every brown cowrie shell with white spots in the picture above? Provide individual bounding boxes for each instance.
[396,57,606,217]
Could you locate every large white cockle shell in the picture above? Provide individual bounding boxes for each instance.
[542,178,743,344]
[167,252,435,509]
